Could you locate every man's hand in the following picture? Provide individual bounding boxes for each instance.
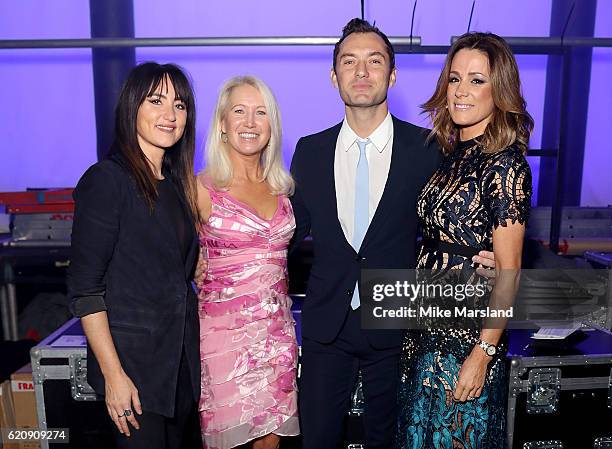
[473,250,495,280]
[473,250,495,268]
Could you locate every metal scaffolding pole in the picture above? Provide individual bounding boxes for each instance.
[1,35,611,50]
[451,36,612,47]
[0,36,421,49]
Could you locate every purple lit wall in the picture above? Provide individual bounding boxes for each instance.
[0,1,94,192]
[582,0,612,206]
[0,0,609,206]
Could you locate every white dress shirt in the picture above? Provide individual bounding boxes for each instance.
[334,112,394,247]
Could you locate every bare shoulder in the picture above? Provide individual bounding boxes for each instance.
[195,174,212,221]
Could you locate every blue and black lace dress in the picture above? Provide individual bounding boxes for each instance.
[396,137,532,449]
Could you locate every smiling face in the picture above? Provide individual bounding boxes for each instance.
[136,77,187,154]
[446,48,496,141]
[221,83,271,159]
[331,32,396,110]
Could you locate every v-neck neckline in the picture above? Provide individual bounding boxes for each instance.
[220,191,282,222]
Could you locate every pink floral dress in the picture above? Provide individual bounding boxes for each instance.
[197,180,299,449]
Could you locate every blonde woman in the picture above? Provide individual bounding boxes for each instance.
[196,76,298,449]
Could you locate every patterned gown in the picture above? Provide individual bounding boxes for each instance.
[197,179,300,449]
[396,138,532,449]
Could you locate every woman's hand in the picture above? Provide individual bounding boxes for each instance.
[453,346,491,402]
[104,370,142,436]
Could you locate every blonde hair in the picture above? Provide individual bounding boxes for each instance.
[202,75,294,195]
[422,32,534,155]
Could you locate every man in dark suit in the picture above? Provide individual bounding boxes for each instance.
[290,18,493,449]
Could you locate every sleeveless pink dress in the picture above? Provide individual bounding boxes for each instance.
[197,181,299,449]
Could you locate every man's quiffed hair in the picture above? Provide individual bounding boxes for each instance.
[333,18,395,72]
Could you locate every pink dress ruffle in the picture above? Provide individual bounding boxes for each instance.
[197,180,299,449]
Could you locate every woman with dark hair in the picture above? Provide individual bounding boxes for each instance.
[396,33,533,449]
[68,62,201,449]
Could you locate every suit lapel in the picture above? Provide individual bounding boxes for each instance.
[323,124,358,256]
[360,116,415,251]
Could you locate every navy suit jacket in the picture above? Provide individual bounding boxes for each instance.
[290,116,441,349]
[68,154,200,418]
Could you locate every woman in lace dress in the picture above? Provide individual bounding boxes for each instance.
[396,33,533,449]
[196,76,299,449]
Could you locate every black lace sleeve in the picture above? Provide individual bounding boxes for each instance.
[483,148,532,229]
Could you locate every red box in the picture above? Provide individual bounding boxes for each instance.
[0,190,74,206]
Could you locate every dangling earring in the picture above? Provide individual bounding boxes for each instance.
[221,131,228,143]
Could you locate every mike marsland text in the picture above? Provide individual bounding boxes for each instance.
[371,305,514,319]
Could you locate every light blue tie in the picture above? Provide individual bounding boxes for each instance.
[351,138,370,310]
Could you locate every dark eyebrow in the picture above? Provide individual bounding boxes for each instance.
[368,51,387,59]
[148,92,186,102]
[340,51,386,60]
[449,70,488,77]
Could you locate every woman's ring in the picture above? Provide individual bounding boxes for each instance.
[124,409,132,417]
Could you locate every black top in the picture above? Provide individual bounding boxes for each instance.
[417,135,532,271]
[158,178,191,264]
[456,136,479,150]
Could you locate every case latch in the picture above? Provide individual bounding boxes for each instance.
[69,354,97,401]
[527,368,561,414]
[594,436,612,449]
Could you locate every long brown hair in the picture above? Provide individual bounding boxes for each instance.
[112,62,199,221]
[422,32,534,155]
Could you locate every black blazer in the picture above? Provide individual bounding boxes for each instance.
[290,116,441,349]
[67,154,200,418]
